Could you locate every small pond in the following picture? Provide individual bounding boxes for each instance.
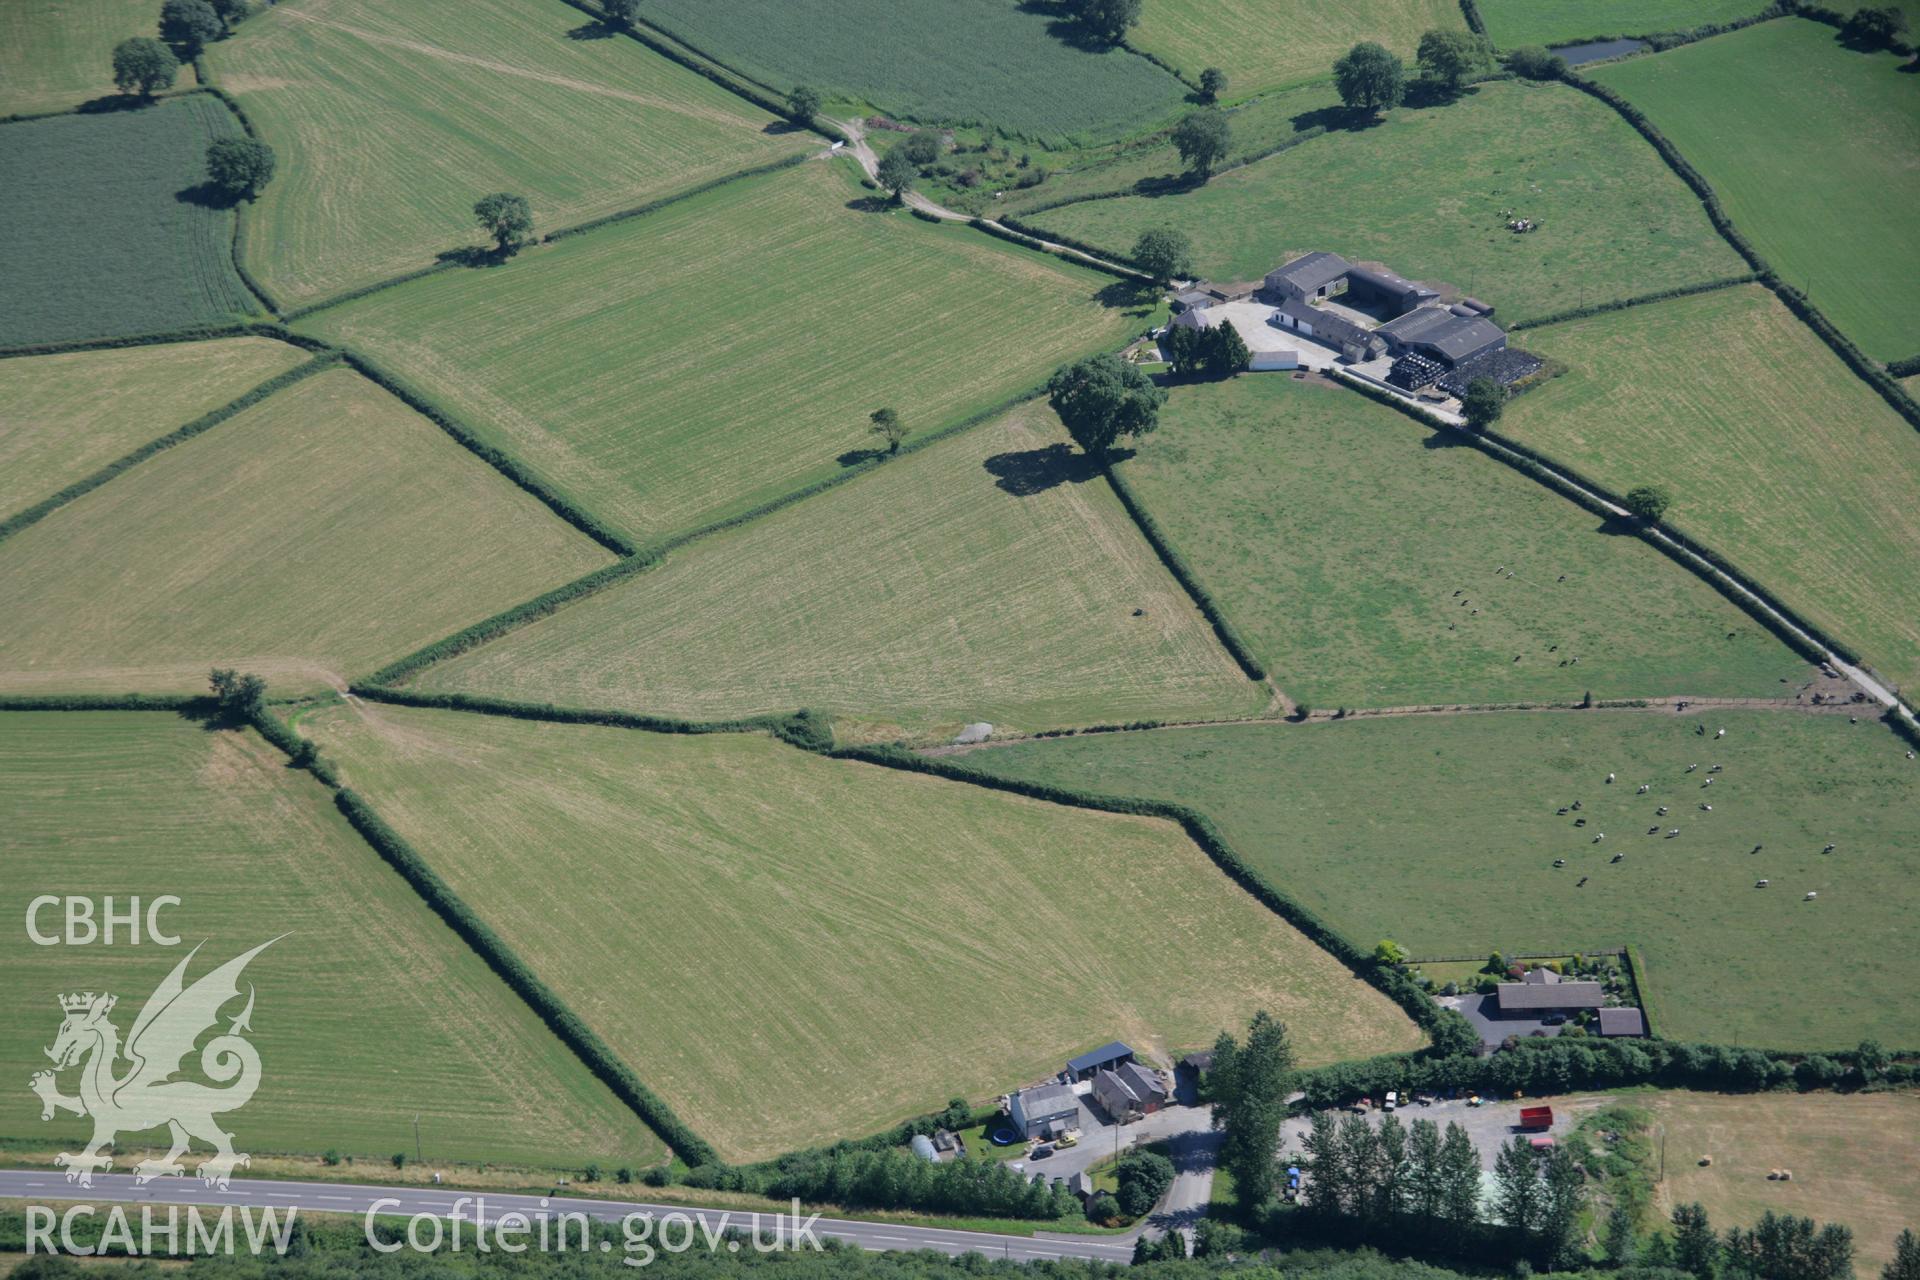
[1550,37,1651,65]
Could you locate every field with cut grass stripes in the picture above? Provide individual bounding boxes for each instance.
[1477,0,1760,48]
[0,96,257,347]
[204,0,807,307]
[1112,374,1803,708]
[1590,20,1920,360]
[639,0,1189,143]
[1025,80,1745,323]
[301,161,1147,545]
[0,710,665,1169]
[959,710,1920,1048]
[412,400,1263,741]
[1507,286,1920,694]
[0,0,181,117]
[307,704,1422,1161]
[0,366,612,694]
[1131,0,1465,94]
[0,337,306,520]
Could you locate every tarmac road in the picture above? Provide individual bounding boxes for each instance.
[0,1169,1140,1265]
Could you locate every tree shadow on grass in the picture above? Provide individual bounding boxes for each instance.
[1420,429,1471,449]
[982,443,1121,496]
[175,181,238,211]
[837,447,886,468]
[1594,513,1641,537]
[845,195,896,213]
[1402,81,1481,112]
[566,21,617,40]
[74,93,160,115]
[435,245,512,268]
[1290,103,1388,134]
[1095,278,1159,312]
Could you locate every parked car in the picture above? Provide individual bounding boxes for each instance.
[1030,1144,1055,1160]
[1384,1091,1398,1111]
[1542,1012,1568,1026]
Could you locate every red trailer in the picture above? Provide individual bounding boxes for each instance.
[1518,1106,1554,1132]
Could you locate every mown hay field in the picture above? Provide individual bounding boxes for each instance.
[0,337,306,520]
[1130,0,1465,95]
[1025,81,1746,324]
[639,0,1188,144]
[1506,286,1920,695]
[414,400,1263,741]
[0,711,664,1169]
[1113,374,1803,708]
[1590,20,1920,360]
[960,709,1920,1049]
[204,0,808,308]
[1644,1090,1920,1274]
[0,96,258,347]
[1476,0,1757,48]
[0,0,182,117]
[301,161,1147,546]
[0,366,612,695]
[306,704,1423,1162]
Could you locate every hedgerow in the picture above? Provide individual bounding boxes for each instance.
[331,786,718,1165]
[0,354,339,545]
[348,684,822,748]
[1887,354,1920,378]
[966,218,1144,282]
[544,153,812,243]
[1508,274,1759,330]
[0,693,209,713]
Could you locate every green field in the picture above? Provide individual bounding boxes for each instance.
[203,0,807,308]
[306,703,1423,1161]
[1112,374,1803,708]
[0,366,612,694]
[0,337,306,520]
[412,400,1263,740]
[959,709,1920,1048]
[1025,80,1746,323]
[639,0,1188,143]
[0,710,664,1169]
[1130,0,1465,94]
[300,161,1147,545]
[0,0,182,117]
[1591,19,1920,360]
[0,96,258,347]
[1477,0,1759,47]
[1507,286,1920,695]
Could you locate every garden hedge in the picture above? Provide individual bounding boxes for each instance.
[0,354,339,545]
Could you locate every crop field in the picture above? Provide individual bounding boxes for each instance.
[0,96,258,348]
[1476,0,1758,48]
[301,161,1146,545]
[0,0,179,117]
[960,709,1920,1048]
[1129,0,1465,95]
[413,400,1263,740]
[0,337,306,520]
[1644,1090,1920,1274]
[1112,374,1803,708]
[203,0,807,308]
[1024,81,1746,324]
[0,366,613,695]
[0,711,663,1168]
[1505,286,1920,695]
[305,703,1422,1161]
[638,0,1189,143]
[1590,20,1920,360]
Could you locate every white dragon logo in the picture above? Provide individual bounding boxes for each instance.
[30,939,279,1190]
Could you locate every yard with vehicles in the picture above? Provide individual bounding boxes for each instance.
[298,160,1147,547]
[302,702,1423,1162]
[1022,80,1746,325]
[1475,0,1760,49]
[0,0,182,117]
[957,708,1920,1048]
[0,710,665,1170]
[637,0,1190,145]
[0,366,613,695]
[202,0,807,308]
[1506,284,1920,695]
[1129,0,1465,95]
[1109,373,1804,708]
[0,95,258,347]
[410,399,1264,741]
[1589,18,1920,361]
[0,337,306,521]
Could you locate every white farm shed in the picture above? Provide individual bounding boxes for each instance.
[1249,348,1298,371]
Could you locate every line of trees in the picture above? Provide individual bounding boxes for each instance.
[1332,28,1494,115]
[1659,1201,1876,1280]
[1163,318,1250,379]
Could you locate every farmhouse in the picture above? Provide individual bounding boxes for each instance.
[1067,1041,1136,1082]
[1493,979,1606,1016]
[1008,1082,1080,1140]
[1092,1061,1170,1121]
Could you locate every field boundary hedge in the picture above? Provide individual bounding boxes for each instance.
[0,320,326,362]
[327,786,716,1165]
[543,153,812,243]
[1103,464,1268,680]
[1507,273,1758,330]
[347,685,832,751]
[0,693,209,713]
[1528,4,1787,60]
[1622,944,1664,1038]
[1559,70,1920,434]
[1886,354,1920,378]
[0,354,338,543]
[191,75,285,318]
[966,218,1146,282]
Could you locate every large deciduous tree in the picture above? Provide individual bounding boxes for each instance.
[603,0,640,29]
[1048,353,1166,459]
[1417,29,1492,95]
[1199,66,1228,102]
[1171,108,1231,178]
[473,192,533,253]
[876,146,916,201]
[1131,227,1193,282]
[205,137,276,199]
[1070,0,1144,44]
[111,37,179,97]
[1623,484,1671,523]
[868,407,905,455]
[1460,376,1505,431]
[785,85,822,125]
[1334,42,1407,115]
[159,0,222,56]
